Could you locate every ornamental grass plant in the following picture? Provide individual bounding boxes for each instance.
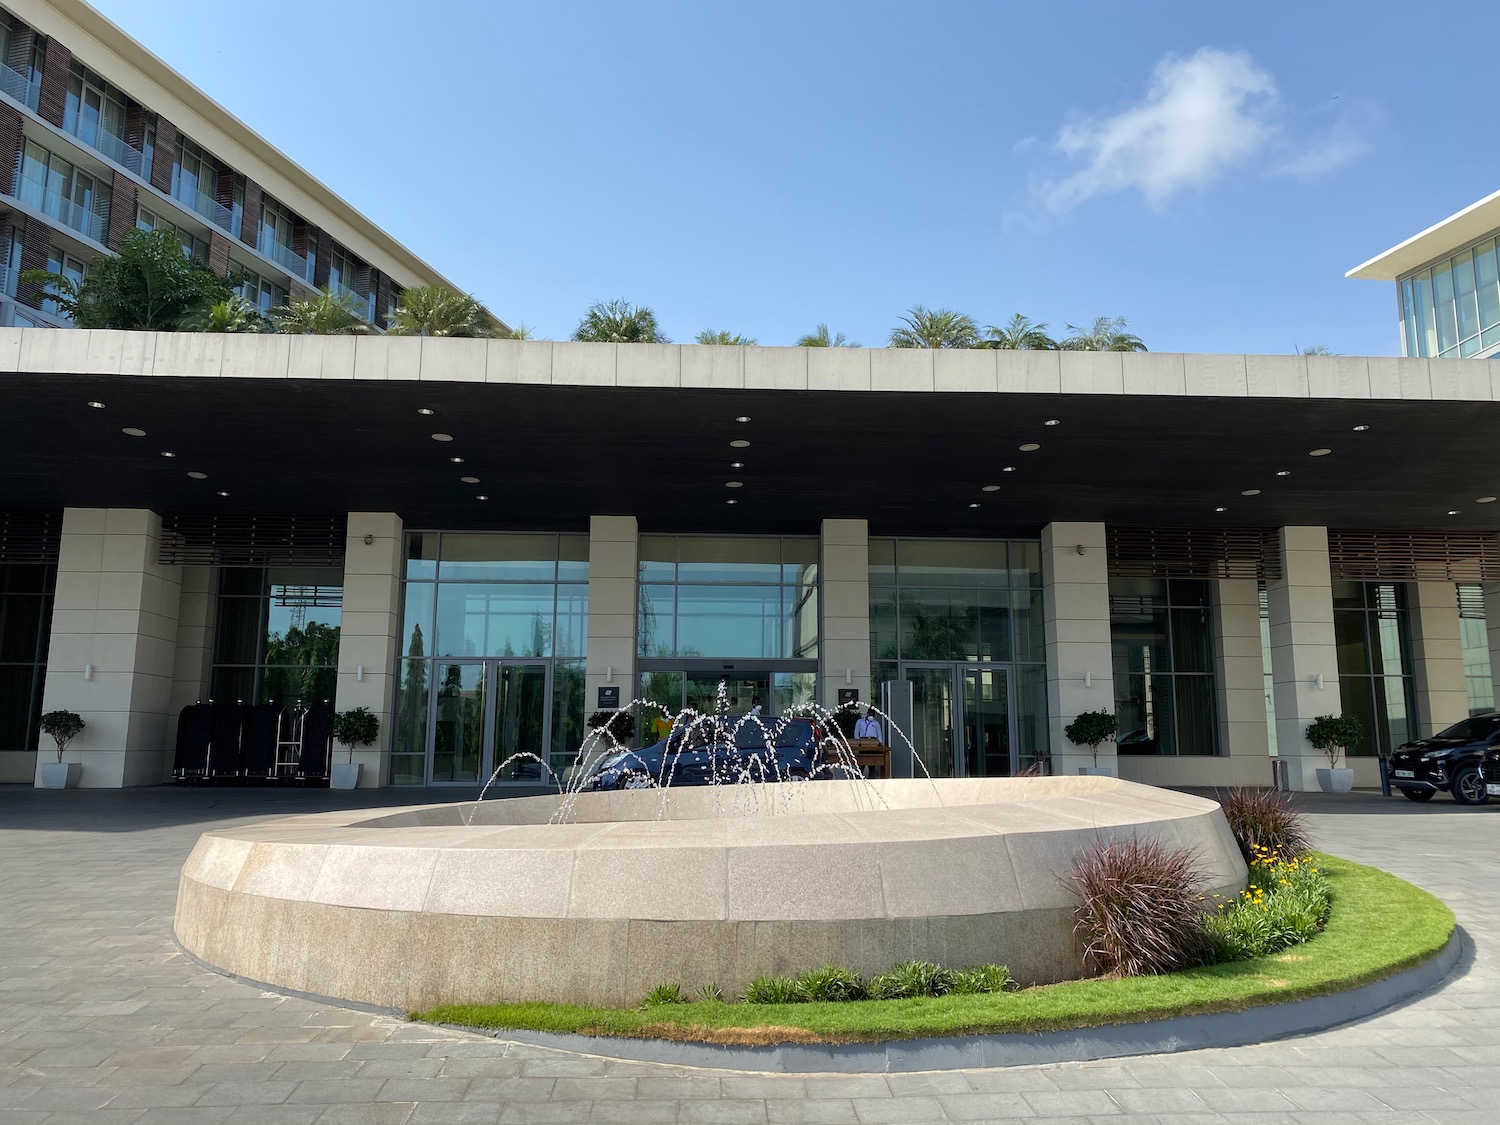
[1068,835,1214,976]
[1216,786,1312,865]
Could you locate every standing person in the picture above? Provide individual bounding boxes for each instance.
[854,708,882,740]
[748,696,763,716]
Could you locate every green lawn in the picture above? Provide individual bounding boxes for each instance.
[416,853,1454,1046]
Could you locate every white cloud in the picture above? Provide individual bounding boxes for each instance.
[1039,48,1366,212]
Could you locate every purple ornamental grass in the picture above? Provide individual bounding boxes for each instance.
[1216,786,1313,865]
[1068,835,1213,977]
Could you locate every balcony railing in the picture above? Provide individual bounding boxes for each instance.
[258,236,313,283]
[16,176,108,244]
[172,180,234,232]
[68,118,149,178]
[330,278,376,323]
[0,62,40,112]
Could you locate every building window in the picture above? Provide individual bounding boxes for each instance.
[228,259,287,315]
[171,136,231,230]
[1109,578,1219,756]
[1333,581,1416,755]
[0,562,54,759]
[39,249,87,321]
[256,196,312,281]
[0,16,43,110]
[1259,585,1277,756]
[209,567,343,707]
[137,205,210,262]
[1458,584,1494,716]
[17,140,110,243]
[63,63,144,174]
[1400,235,1500,358]
[328,244,374,319]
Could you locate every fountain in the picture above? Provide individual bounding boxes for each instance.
[174,685,1246,1011]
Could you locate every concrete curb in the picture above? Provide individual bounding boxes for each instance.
[440,927,1467,1073]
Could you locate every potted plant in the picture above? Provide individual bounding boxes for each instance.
[587,709,636,745]
[38,710,85,789]
[1306,714,1363,793]
[1063,710,1118,776]
[328,706,379,789]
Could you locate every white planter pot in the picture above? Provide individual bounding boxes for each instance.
[330,762,362,789]
[1316,767,1355,793]
[40,762,81,789]
[1078,765,1116,777]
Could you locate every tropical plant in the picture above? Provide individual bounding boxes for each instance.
[39,710,85,763]
[1305,714,1364,769]
[793,964,867,1003]
[268,287,368,335]
[573,299,667,343]
[1297,344,1336,356]
[889,305,981,349]
[695,329,757,345]
[1063,709,1118,767]
[948,964,1016,995]
[180,294,266,333]
[984,314,1057,350]
[502,323,535,340]
[20,228,234,330]
[795,323,859,347]
[386,284,498,337]
[741,975,802,1004]
[1215,787,1312,864]
[640,982,687,1007]
[1060,316,1147,352]
[1068,835,1213,976]
[329,706,380,764]
[867,960,954,999]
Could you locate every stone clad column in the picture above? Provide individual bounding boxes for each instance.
[36,508,182,787]
[1265,527,1343,791]
[333,513,403,788]
[166,565,215,754]
[585,516,638,718]
[819,519,870,710]
[1040,522,1114,775]
[1213,579,1272,783]
[1483,581,1500,708]
[1408,582,1469,737]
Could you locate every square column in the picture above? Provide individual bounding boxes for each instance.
[333,513,403,787]
[37,508,182,787]
[1484,582,1500,708]
[819,519,870,709]
[1408,582,1469,736]
[1040,522,1114,775]
[585,516,638,716]
[1266,527,1343,791]
[166,565,215,753]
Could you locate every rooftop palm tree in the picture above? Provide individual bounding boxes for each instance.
[1059,316,1147,352]
[795,323,859,347]
[386,285,498,337]
[268,287,369,335]
[889,305,981,349]
[1297,344,1336,356]
[695,329,757,345]
[573,299,667,343]
[503,323,535,340]
[180,294,266,333]
[984,314,1057,350]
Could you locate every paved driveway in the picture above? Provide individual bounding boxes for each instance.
[1,785,1497,1124]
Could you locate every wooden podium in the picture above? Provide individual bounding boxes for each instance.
[829,737,891,779]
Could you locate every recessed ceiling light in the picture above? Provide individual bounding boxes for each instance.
[1043,419,1061,426]
[86,400,105,409]
[730,461,745,469]
[449,456,464,463]
[1275,470,1291,476]
[1215,506,1228,512]
[730,439,750,448]
[735,415,752,423]
[460,476,480,484]
[968,502,981,508]
[122,427,146,437]
[417,408,435,415]
[160,451,176,458]
[1309,448,1332,457]
[187,471,207,479]
[1447,510,1461,516]
[1019,443,1040,452]
[981,484,1000,492]
[476,494,489,501]
[726,481,744,488]
[1240,488,1260,496]
[1001,465,1017,472]
[1477,496,1497,504]
[216,490,229,497]
[431,433,454,442]
[1352,424,1370,432]
[726,498,738,505]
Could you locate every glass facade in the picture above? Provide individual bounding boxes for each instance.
[209,567,343,706]
[1400,235,1500,358]
[1458,584,1494,716]
[17,139,110,243]
[393,532,588,785]
[0,563,53,757]
[1333,581,1416,755]
[1109,578,1218,755]
[137,205,210,263]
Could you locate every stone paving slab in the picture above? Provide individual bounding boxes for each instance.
[1,784,1497,1123]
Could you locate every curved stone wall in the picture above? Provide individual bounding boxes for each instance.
[175,777,1247,1010]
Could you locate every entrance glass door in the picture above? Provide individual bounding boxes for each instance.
[963,666,1013,777]
[432,662,485,783]
[490,663,550,782]
[901,663,1016,777]
[428,660,550,785]
[906,664,957,777]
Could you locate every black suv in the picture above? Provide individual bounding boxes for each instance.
[584,717,824,791]
[1388,713,1500,805]
[1481,738,1500,803]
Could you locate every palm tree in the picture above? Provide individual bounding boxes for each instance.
[503,323,535,340]
[573,299,667,343]
[795,323,859,347]
[268,287,368,335]
[180,294,266,333]
[889,305,981,349]
[386,285,498,337]
[1297,344,1336,356]
[696,329,757,345]
[984,314,1057,350]
[1059,316,1147,352]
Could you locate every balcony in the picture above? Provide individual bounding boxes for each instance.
[0,62,40,112]
[172,180,233,232]
[66,117,149,178]
[16,176,108,244]
[330,278,375,323]
[258,236,313,283]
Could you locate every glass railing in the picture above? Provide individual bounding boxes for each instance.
[0,264,15,298]
[16,176,108,243]
[0,62,40,111]
[66,118,148,177]
[258,236,313,283]
[172,180,233,232]
[330,278,376,322]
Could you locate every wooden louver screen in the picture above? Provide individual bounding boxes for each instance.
[0,511,63,563]
[1106,526,1282,581]
[158,514,346,567]
[1327,529,1500,583]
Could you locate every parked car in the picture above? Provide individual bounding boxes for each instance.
[584,717,823,791]
[1483,739,1500,802]
[1388,713,1500,805]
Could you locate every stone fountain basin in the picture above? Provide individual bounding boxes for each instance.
[175,777,1246,1010]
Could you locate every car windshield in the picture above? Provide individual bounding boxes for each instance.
[1431,714,1500,742]
[773,721,814,748]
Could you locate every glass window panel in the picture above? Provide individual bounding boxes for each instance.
[1010,541,1042,588]
[219,566,266,596]
[1371,613,1406,676]
[1012,588,1045,663]
[639,671,683,740]
[785,581,819,659]
[772,671,816,717]
[867,539,896,586]
[1337,676,1376,756]
[1433,263,1458,353]
[550,658,586,773]
[558,534,589,582]
[1016,662,1049,765]
[975,588,1011,661]
[554,583,589,658]
[1173,676,1216,755]
[1373,676,1414,754]
[1460,615,1492,681]
[637,584,675,657]
[1170,607,1212,673]
[1401,277,1418,357]
[897,540,1008,587]
[675,584,783,658]
[676,537,781,583]
[390,753,425,786]
[0,594,42,662]
[900,588,977,660]
[1331,580,1364,609]
[435,584,556,658]
[1413,270,1436,357]
[0,665,39,753]
[400,584,434,658]
[1482,323,1500,351]
[1108,576,1167,600]
[1478,242,1500,335]
[431,662,484,782]
[405,533,438,579]
[261,664,335,705]
[1109,603,1170,674]
[637,535,677,582]
[1460,335,1482,358]
[870,586,898,665]
[1168,579,1209,608]
[781,537,818,566]
[1468,674,1495,716]
[392,658,430,755]
[439,533,557,581]
[1334,610,1369,674]
[0,563,47,594]
[209,665,256,705]
[1454,249,1480,343]
[213,597,263,665]
[1114,671,1163,754]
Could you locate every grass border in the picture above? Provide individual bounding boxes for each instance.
[415,853,1454,1047]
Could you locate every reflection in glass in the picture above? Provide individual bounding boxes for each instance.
[1173,676,1215,755]
[908,667,956,777]
[436,584,555,658]
[550,659,586,775]
[491,663,548,781]
[393,658,429,757]
[963,666,1011,776]
[433,662,484,782]
[439,533,559,581]
[675,585,783,659]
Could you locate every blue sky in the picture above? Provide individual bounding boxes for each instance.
[94,0,1499,354]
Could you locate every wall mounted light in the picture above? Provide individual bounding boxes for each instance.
[355,665,365,683]
[83,663,93,681]
[363,534,374,546]
[845,668,853,685]
[1076,544,1086,555]
[1083,671,1092,689]
[606,666,613,683]
[1315,673,1324,690]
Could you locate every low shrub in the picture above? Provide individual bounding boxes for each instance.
[696,982,724,1003]
[1069,835,1213,977]
[949,964,1016,995]
[1216,787,1312,865]
[742,975,802,1005]
[1207,846,1331,962]
[794,964,867,1003]
[868,960,954,1000]
[641,982,686,1007]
